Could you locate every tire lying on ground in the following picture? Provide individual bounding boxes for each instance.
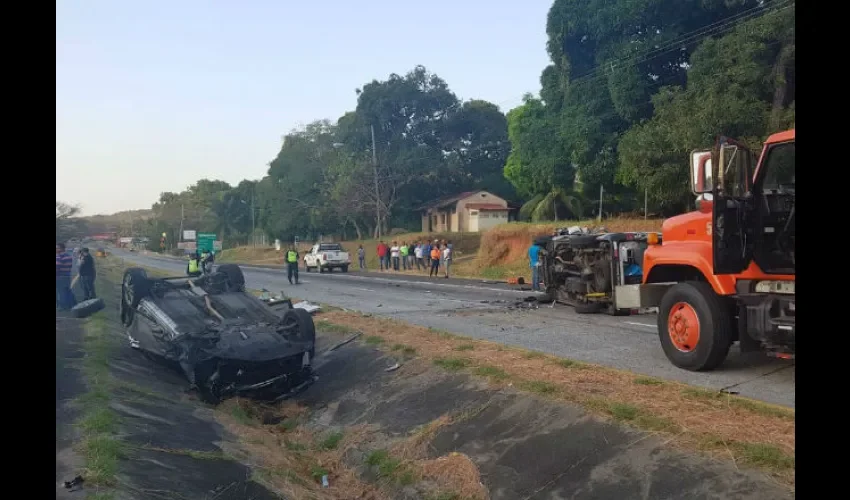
[575,302,605,314]
[217,264,245,292]
[72,298,105,318]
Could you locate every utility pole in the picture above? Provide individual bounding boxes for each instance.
[644,188,648,220]
[371,124,381,239]
[598,185,604,223]
[251,192,256,247]
[179,204,185,242]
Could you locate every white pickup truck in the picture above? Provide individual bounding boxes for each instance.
[303,243,351,273]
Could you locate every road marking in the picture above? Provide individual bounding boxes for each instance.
[353,287,376,292]
[625,321,655,329]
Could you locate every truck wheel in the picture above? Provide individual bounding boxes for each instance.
[341,265,349,273]
[319,266,325,273]
[657,281,733,371]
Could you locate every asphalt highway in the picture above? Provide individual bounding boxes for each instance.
[109,248,795,408]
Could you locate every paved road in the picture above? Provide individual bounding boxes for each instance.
[110,249,795,408]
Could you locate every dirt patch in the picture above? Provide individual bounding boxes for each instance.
[315,311,795,488]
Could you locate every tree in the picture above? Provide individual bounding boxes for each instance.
[617,2,795,211]
[56,201,84,242]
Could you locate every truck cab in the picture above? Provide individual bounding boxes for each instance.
[615,130,795,370]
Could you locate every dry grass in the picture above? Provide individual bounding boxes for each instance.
[322,311,794,487]
[216,217,663,281]
[215,398,489,499]
[215,399,386,500]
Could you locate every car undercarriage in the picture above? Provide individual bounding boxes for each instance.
[120,264,317,404]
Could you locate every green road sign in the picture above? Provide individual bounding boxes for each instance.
[197,233,216,252]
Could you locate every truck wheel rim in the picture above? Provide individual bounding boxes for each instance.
[667,302,700,352]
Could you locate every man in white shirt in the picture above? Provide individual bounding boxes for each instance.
[414,242,424,271]
[390,242,400,271]
[442,243,452,278]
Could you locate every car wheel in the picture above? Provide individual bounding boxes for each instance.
[657,281,733,371]
[217,264,245,291]
[341,265,349,273]
[282,308,317,358]
[122,268,150,326]
[72,298,105,318]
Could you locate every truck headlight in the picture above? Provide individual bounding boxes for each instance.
[754,281,795,294]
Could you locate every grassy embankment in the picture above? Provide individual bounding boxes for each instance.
[218,218,664,281]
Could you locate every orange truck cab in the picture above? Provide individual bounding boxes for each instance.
[614,130,795,371]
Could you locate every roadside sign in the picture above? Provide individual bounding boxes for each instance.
[213,240,222,251]
[177,242,197,250]
[183,230,197,241]
[197,233,216,252]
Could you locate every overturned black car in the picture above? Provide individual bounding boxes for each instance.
[119,264,316,404]
[535,228,654,316]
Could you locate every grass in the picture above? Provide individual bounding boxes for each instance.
[365,449,414,484]
[633,377,664,386]
[433,357,471,371]
[315,319,358,335]
[318,431,344,451]
[473,365,509,381]
[364,335,385,345]
[314,312,795,487]
[392,344,417,356]
[76,314,124,490]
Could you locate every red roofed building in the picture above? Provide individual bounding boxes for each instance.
[418,190,512,233]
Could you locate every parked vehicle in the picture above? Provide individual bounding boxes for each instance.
[120,263,317,404]
[612,129,795,371]
[304,243,351,273]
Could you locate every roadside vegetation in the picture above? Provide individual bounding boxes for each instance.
[316,310,795,487]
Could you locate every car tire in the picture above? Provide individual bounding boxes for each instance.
[217,264,245,291]
[72,298,105,318]
[341,265,349,273]
[569,234,601,249]
[657,281,733,371]
[282,308,317,359]
[122,268,150,326]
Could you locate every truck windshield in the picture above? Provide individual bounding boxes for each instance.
[318,244,342,251]
[761,142,795,192]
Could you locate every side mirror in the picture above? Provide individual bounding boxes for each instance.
[690,150,713,194]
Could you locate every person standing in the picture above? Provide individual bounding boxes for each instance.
[187,252,202,277]
[400,242,409,270]
[422,240,432,270]
[377,241,388,271]
[56,242,75,310]
[429,244,441,277]
[442,243,452,279]
[390,241,400,271]
[528,240,542,292]
[285,245,300,284]
[357,245,366,270]
[77,248,97,300]
[414,242,424,271]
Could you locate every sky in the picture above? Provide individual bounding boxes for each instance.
[56,0,552,216]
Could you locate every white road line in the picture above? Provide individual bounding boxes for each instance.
[353,287,376,292]
[625,321,656,329]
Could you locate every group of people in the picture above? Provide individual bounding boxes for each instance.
[56,242,97,311]
[186,250,215,277]
[370,239,453,278]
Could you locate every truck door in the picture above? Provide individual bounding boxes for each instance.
[712,137,756,274]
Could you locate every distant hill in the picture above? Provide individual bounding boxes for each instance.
[81,209,154,233]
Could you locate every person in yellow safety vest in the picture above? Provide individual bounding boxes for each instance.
[285,245,300,285]
[187,253,201,277]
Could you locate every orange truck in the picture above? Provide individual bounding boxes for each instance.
[614,129,795,371]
